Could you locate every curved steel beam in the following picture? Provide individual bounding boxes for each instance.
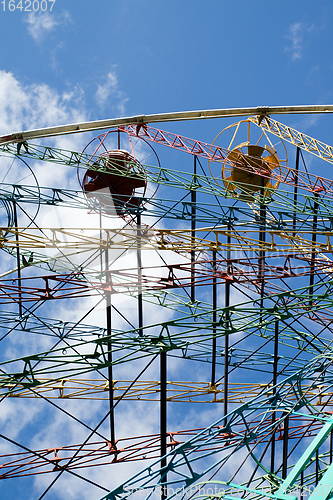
[1,105,333,145]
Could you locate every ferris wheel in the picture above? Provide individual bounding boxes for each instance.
[0,106,333,500]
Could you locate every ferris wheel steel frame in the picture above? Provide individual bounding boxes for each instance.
[0,106,333,499]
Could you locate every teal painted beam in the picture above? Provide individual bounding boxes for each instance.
[277,416,333,498]
[307,461,333,500]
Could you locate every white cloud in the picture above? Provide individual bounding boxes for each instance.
[50,42,65,72]
[285,22,303,61]
[95,72,118,106]
[292,114,320,133]
[95,71,129,115]
[285,22,314,61]
[0,70,89,193]
[0,70,85,136]
[24,10,72,42]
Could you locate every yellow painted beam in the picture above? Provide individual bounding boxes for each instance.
[251,115,333,165]
[4,379,333,405]
[1,226,333,253]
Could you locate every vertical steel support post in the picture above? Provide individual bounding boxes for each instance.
[191,156,196,303]
[160,351,167,500]
[309,193,319,308]
[104,134,125,447]
[282,413,289,479]
[211,250,217,386]
[105,248,115,447]
[270,320,279,473]
[293,147,300,232]
[259,182,266,316]
[13,201,22,317]
[137,212,143,332]
[224,228,231,426]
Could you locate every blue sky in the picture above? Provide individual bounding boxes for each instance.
[0,2,333,500]
[0,1,332,139]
